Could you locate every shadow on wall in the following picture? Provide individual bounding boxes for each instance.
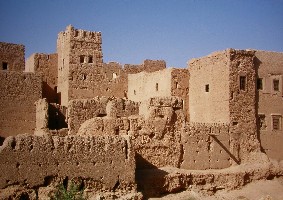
[48,104,68,130]
[0,136,4,146]
[254,56,266,154]
[135,154,169,199]
[42,82,58,104]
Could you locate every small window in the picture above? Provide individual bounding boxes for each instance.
[74,30,79,37]
[134,90,136,95]
[240,76,246,91]
[175,82,180,89]
[80,55,85,63]
[156,83,159,91]
[88,56,93,63]
[273,79,279,91]
[257,78,263,90]
[82,74,87,80]
[113,73,117,79]
[2,62,8,70]
[258,114,267,130]
[205,84,209,92]
[272,115,281,130]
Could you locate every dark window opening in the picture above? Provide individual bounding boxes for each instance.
[272,115,281,130]
[82,74,87,80]
[258,114,266,130]
[134,90,136,95]
[240,76,246,91]
[89,56,93,63]
[2,62,8,70]
[156,83,159,91]
[74,30,79,37]
[205,84,209,92]
[80,55,85,63]
[273,79,279,91]
[257,78,263,90]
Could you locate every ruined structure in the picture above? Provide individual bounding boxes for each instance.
[0,26,282,199]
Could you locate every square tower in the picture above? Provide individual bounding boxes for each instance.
[56,25,103,106]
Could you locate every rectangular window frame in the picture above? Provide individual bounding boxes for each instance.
[271,114,282,131]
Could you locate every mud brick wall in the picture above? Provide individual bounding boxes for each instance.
[132,97,185,169]
[0,134,136,194]
[124,59,166,74]
[181,123,231,170]
[189,50,230,124]
[228,49,260,163]
[255,50,283,161]
[25,53,58,103]
[0,71,42,137]
[171,68,189,120]
[0,42,25,71]
[68,97,139,135]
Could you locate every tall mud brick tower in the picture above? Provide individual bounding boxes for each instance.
[57,25,103,106]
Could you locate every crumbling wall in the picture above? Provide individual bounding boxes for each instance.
[171,68,189,120]
[124,59,166,73]
[0,134,136,198]
[255,50,283,161]
[25,53,58,103]
[181,123,231,170]
[228,49,260,162]
[189,50,230,124]
[0,71,42,138]
[132,97,184,169]
[68,97,139,135]
[76,97,184,169]
[0,42,25,71]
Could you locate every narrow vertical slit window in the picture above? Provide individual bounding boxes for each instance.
[88,56,93,63]
[240,76,246,91]
[2,62,8,70]
[257,78,263,90]
[156,83,159,91]
[205,84,209,92]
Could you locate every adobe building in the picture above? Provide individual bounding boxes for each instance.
[0,25,283,199]
[0,42,25,71]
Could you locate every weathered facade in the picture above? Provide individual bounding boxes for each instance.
[0,42,25,71]
[0,25,283,199]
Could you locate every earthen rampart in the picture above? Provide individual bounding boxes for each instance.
[0,42,25,71]
[0,71,42,138]
[0,133,136,199]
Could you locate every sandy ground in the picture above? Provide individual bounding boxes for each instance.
[149,178,283,200]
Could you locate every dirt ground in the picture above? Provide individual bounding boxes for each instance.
[149,178,283,200]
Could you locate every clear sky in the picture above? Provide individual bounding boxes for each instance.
[0,0,282,68]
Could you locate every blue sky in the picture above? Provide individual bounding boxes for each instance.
[0,0,282,68]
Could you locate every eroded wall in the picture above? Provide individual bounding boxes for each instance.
[68,97,139,135]
[255,50,283,161]
[228,49,260,162]
[0,134,136,197]
[189,51,230,123]
[0,42,25,71]
[0,71,42,138]
[26,53,58,103]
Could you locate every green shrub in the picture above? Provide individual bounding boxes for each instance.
[52,182,86,200]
